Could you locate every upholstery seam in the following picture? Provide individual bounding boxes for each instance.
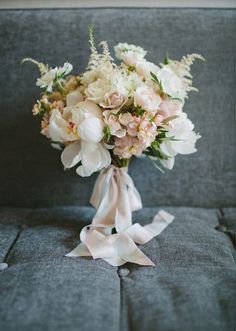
[219,208,225,218]
[3,208,34,264]
[3,227,22,263]
[217,208,236,262]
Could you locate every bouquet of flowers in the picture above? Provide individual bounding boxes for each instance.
[23,28,203,266]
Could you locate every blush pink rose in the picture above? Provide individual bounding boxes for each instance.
[154,99,183,126]
[100,90,127,111]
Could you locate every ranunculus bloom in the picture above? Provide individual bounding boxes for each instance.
[134,85,161,112]
[159,112,200,169]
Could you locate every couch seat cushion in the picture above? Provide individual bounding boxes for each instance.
[0,207,235,331]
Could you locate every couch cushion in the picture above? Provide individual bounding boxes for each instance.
[218,208,236,248]
[0,8,235,208]
[0,209,30,262]
[0,207,235,331]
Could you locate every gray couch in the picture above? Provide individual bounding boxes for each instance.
[0,8,235,331]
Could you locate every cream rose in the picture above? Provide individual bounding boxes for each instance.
[84,79,111,104]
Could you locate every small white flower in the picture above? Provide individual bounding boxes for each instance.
[36,69,56,92]
[36,62,73,92]
[56,62,73,77]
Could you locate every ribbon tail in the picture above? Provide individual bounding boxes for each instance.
[144,210,174,236]
[65,243,91,257]
[114,232,155,266]
[125,210,174,246]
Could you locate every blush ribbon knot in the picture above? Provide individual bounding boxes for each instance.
[66,165,174,266]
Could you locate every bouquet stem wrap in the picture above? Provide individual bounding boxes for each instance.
[66,165,174,266]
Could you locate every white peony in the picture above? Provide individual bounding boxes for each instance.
[48,108,78,142]
[156,66,186,100]
[48,100,111,176]
[61,140,111,177]
[159,112,200,169]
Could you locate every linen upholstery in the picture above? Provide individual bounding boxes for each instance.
[0,8,235,207]
[0,207,235,331]
[0,7,235,331]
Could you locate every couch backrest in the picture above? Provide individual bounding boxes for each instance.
[0,8,235,208]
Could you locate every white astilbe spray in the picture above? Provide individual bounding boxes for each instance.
[86,26,100,70]
[166,54,204,96]
[21,58,49,75]
[86,26,114,71]
[99,41,114,63]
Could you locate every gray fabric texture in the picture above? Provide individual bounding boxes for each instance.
[0,8,235,331]
[0,207,235,331]
[0,8,235,208]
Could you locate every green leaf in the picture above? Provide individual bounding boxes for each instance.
[103,126,111,142]
[136,107,145,116]
[145,155,165,173]
[167,95,183,102]
[162,115,179,125]
[163,52,171,65]
[150,71,163,91]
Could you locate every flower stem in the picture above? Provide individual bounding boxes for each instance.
[111,153,130,168]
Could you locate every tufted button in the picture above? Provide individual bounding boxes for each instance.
[20,224,29,230]
[215,224,227,232]
[117,267,130,277]
[0,263,8,271]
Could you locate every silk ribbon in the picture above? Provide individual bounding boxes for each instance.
[66,165,174,266]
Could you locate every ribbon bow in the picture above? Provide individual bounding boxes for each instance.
[90,165,142,231]
[66,165,174,266]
